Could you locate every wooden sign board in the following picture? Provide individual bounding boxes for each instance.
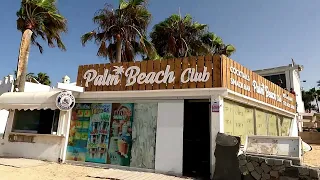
[76,55,222,91]
[221,56,296,113]
[76,55,296,113]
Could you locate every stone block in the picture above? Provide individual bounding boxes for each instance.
[255,166,263,175]
[279,177,298,180]
[251,171,262,180]
[240,159,248,166]
[259,158,265,163]
[274,159,284,166]
[246,155,252,161]
[272,165,285,171]
[280,167,299,178]
[261,163,271,173]
[243,174,255,180]
[265,158,274,166]
[270,171,279,178]
[310,168,320,178]
[298,167,310,176]
[252,161,259,167]
[240,165,249,174]
[247,162,255,172]
[238,154,246,160]
[284,160,292,167]
[212,133,241,180]
[251,156,260,162]
[262,173,271,179]
[299,176,312,180]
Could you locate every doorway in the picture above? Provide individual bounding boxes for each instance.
[183,99,211,179]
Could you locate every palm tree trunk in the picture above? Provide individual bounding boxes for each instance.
[15,29,33,92]
[116,35,121,63]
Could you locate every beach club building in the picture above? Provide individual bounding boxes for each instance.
[0,55,297,179]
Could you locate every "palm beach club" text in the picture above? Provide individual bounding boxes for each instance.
[83,65,210,87]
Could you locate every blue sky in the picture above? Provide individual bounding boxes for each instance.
[0,0,319,89]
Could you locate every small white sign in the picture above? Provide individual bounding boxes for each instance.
[212,101,220,112]
[56,91,76,111]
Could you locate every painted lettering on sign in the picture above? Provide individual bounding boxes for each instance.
[230,67,250,81]
[228,66,294,110]
[83,65,210,87]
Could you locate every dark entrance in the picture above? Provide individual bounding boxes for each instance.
[183,99,211,180]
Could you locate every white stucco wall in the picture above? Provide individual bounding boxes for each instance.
[155,101,184,176]
[0,110,69,162]
[1,135,63,162]
[291,70,304,113]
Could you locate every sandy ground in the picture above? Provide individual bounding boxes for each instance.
[0,163,101,180]
[0,145,319,180]
[303,144,320,167]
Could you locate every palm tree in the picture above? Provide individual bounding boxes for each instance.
[35,72,51,85]
[14,70,36,82]
[150,14,208,58]
[15,0,67,92]
[81,0,156,63]
[302,90,316,112]
[304,88,320,112]
[201,32,236,57]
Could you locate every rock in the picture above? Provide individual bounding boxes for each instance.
[298,167,310,176]
[274,159,284,166]
[213,133,241,180]
[238,154,246,160]
[284,160,292,167]
[265,159,274,166]
[259,158,265,163]
[247,162,255,172]
[252,161,259,167]
[215,132,239,146]
[272,165,285,171]
[280,167,299,178]
[261,163,271,173]
[240,160,248,166]
[270,171,279,178]
[243,174,255,180]
[309,168,320,178]
[279,177,298,180]
[251,156,260,162]
[246,155,253,161]
[240,165,249,174]
[299,176,312,180]
[255,166,263,175]
[251,171,262,180]
[262,173,271,179]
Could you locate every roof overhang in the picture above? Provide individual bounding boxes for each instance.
[76,88,229,102]
[0,91,60,110]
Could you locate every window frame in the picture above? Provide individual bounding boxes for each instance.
[11,109,61,135]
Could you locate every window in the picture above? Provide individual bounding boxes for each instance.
[263,74,287,89]
[12,109,60,134]
[224,99,293,144]
[223,100,254,145]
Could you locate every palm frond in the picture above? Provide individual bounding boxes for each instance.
[81,31,96,46]
[17,0,67,53]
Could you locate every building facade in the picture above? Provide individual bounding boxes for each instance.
[0,55,297,179]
